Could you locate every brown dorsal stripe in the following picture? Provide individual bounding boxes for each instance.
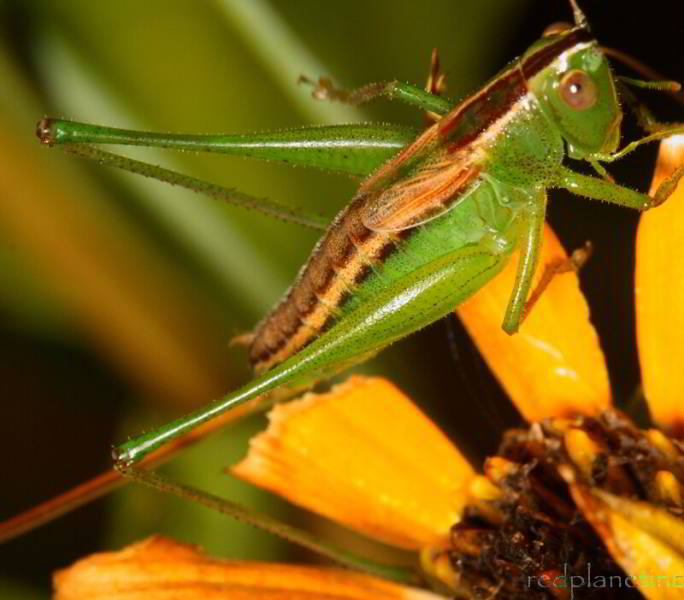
[249,193,393,371]
[438,68,523,140]
[250,162,479,372]
[521,27,594,80]
[439,27,594,145]
[354,263,373,285]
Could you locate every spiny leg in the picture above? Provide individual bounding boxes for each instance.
[355,47,453,193]
[585,55,684,167]
[37,118,426,229]
[502,193,547,334]
[555,164,684,209]
[618,76,680,94]
[588,158,615,183]
[593,124,684,164]
[602,44,684,108]
[520,241,593,324]
[357,52,448,190]
[38,118,417,178]
[297,75,453,117]
[603,45,684,133]
[117,466,420,585]
[62,144,328,229]
[616,79,684,134]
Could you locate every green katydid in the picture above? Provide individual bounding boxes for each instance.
[33,4,684,473]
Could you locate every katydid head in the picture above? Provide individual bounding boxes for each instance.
[523,29,622,160]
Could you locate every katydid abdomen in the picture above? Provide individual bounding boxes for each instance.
[250,180,514,373]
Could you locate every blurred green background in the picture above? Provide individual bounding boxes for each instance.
[0,1,682,597]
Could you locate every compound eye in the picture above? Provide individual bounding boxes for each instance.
[543,22,572,37]
[559,69,598,110]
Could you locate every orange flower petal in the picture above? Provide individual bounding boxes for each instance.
[54,536,442,600]
[231,376,475,550]
[456,224,611,422]
[635,135,684,434]
[568,484,684,600]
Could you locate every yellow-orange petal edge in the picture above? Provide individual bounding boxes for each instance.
[54,536,444,600]
[231,376,475,550]
[635,134,684,434]
[568,484,684,600]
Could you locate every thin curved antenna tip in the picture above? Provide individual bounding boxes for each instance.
[568,0,589,29]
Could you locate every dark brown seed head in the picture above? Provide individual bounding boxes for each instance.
[429,412,684,599]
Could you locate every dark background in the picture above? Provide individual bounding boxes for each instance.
[0,1,682,597]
